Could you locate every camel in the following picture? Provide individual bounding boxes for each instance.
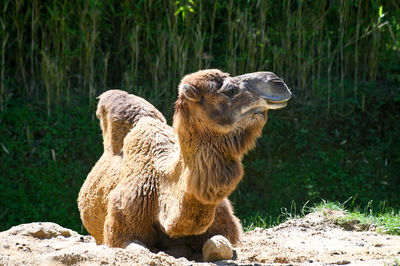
[77,69,291,260]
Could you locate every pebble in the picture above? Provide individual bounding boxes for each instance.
[202,235,233,262]
[254,227,263,233]
[336,260,351,265]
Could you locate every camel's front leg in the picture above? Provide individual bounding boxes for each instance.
[189,198,242,262]
[157,192,217,238]
[103,186,157,248]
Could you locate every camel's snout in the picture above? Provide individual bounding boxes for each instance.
[234,72,292,107]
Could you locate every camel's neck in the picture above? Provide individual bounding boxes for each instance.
[171,106,266,204]
[157,136,243,238]
[177,131,245,205]
[157,114,264,239]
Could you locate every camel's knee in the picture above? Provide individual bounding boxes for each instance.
[187,199,241,251]
[208,199,242,245]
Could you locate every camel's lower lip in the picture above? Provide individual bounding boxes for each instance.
[265,100,287,109]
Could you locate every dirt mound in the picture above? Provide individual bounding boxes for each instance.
[1,211,399,265]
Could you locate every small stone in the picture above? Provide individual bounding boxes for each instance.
[254,227,263,233]
[274,257,289,263]
[126,242,148,252]
[336,260,351,265]
[331,251,344,255]
[202,235,233,262]
[3,245,9,249]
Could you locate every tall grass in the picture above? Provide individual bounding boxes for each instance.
[0,0,10,112]
[0,0,398,116]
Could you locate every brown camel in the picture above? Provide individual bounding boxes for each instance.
[77,69,291,259]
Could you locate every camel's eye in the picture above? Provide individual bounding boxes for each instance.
[222,85,239,98]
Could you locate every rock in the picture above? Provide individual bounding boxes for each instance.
[0,222,194,266]
[7,222,73,239]
[254,227,263,233]
[202,235,233,262]
[126,241,148,252]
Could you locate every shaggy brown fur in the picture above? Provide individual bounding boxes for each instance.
[78,69,291,252]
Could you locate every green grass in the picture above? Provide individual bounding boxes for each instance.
[242,213,281,231]
[334,206,400,236]
[316,201,400,236]
[243,200,400,237]
[312,200,344,212]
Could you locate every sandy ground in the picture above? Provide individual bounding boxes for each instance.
[1,210,399,265]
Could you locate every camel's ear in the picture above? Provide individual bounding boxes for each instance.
[181,84,200,102]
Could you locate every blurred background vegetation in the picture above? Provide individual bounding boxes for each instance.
[0,0,399,232]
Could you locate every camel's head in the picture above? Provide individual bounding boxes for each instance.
[174,69,291,136]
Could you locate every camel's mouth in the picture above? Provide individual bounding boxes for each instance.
[264,99,288,109]
[240,99,287,117]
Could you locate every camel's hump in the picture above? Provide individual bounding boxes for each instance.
[96,90,167,155]
[97,90,166,125]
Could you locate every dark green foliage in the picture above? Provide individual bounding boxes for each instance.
[0,0,399,232]
[232,81,400,224]
[0,96,102,232]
